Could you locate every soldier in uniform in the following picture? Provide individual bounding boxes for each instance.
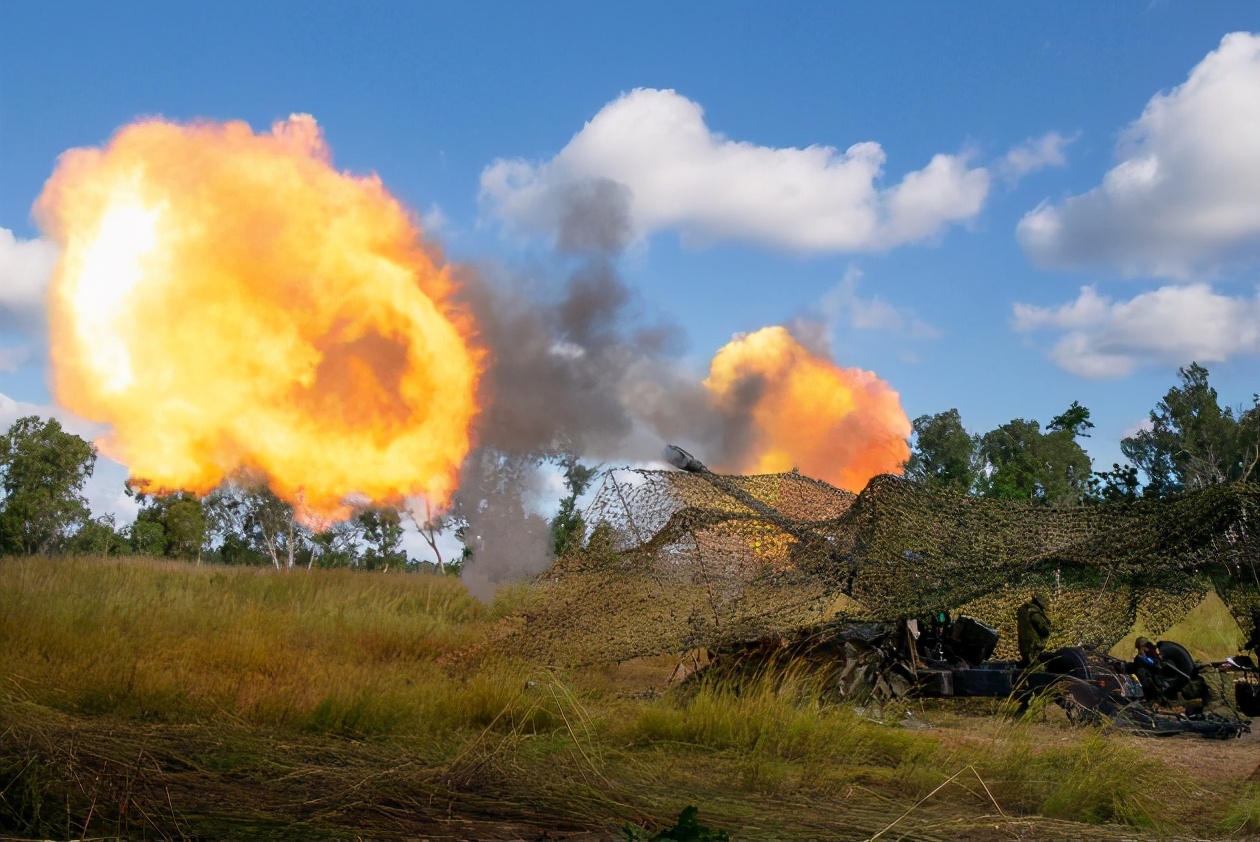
[1016,592,1052,668]
[1131,637,1170,703]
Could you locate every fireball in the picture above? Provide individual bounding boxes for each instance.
[704,326,910,491]
[35,114,482,522]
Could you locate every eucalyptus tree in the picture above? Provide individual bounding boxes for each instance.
[1122,363,1259,496]
[0,416,96,554]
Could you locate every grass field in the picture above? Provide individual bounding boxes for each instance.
[1,556,1257,841]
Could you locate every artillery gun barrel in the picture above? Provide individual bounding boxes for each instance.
[662,444,850,587]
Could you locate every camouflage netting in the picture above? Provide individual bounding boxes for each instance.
[501,469,1260,665]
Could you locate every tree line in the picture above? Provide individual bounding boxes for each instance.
[0,414,597,570]
[1,362,1255,564]
[903,363,1259,503]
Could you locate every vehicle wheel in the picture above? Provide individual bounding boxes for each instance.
[1053,677,1105,726]
[1157,640,1196,697]
[1157,640,1196,677]
[1041,646,1090,680]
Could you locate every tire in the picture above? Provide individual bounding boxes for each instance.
[1157,640,1196,678]
[1157,640,1196,697]
[1041,646,1090,680]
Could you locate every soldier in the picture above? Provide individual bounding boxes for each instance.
[1016,592,1052,668]
[1132,637,1169,703]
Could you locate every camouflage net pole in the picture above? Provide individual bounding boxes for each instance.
[501,468,1260,666]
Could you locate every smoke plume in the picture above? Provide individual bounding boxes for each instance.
[450,176,912,593]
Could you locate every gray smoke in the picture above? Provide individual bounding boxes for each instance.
[451,449,553,601]
[455,175,692,461]
[553,178,635,256]
[446,176,779,594]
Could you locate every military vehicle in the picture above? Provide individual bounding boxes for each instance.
[708,614,1251,738]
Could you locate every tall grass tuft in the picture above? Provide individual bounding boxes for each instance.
[0,555,534,737]
[1221,783,1260,836]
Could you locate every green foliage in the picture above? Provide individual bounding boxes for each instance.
[128,518,167,555]
[904,408,979,494]
[1089,462,1141,503]
[905,405,1094,505]
[203,482,309,569]
[552,455,600,556]
[164,497,207,558]
[308,519,360,568]
[1123,363,1260,497]
[1048,400,1095,438]
[355,507,407,570]
[127,485,207,559]
[68,514,128,556]
[0,416,97,555]
[978,409,1093,505]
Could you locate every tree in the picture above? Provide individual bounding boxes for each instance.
[903,409,979,494]
[69,513,128,556]
[977,418,1045,501]
[129,519,167,555]
[977,404,1093,505]
[203,481,309,569]
[1237,396,1260,485]
[0,416,96,554]
[404,497,460,574]
[164,496,208,559]
[1048,400,1095,438]
[309,519,362,568]
[356,507,407,571]
[1122,363,1258,496]
[1089,462,1141,503]
[550,455,599,556]
[126,483,207,560]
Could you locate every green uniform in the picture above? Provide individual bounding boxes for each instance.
[1016,595,1051,667]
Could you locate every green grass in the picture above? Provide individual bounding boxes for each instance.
[1220,783,1260,836]
[0,555,1254,841]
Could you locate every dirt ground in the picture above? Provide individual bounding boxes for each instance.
[1139,725,1260,782]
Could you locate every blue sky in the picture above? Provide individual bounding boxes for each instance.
[2,1,1259,525]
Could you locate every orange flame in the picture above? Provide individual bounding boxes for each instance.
[35,114,482,523]
[704,326,910,491]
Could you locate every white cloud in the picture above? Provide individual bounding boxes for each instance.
[998,131,1078,184]
[1121,417,1153,440]
[481,88,989,253]
[0,393,103,443]
[0,391,48,429]
[818,267,942,340]
[1013,283,1260,378]
[1017,32,1260,279]
[0,228,57,324]
[85,458,140,525]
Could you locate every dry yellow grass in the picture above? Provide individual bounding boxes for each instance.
[1,555,1256,841]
